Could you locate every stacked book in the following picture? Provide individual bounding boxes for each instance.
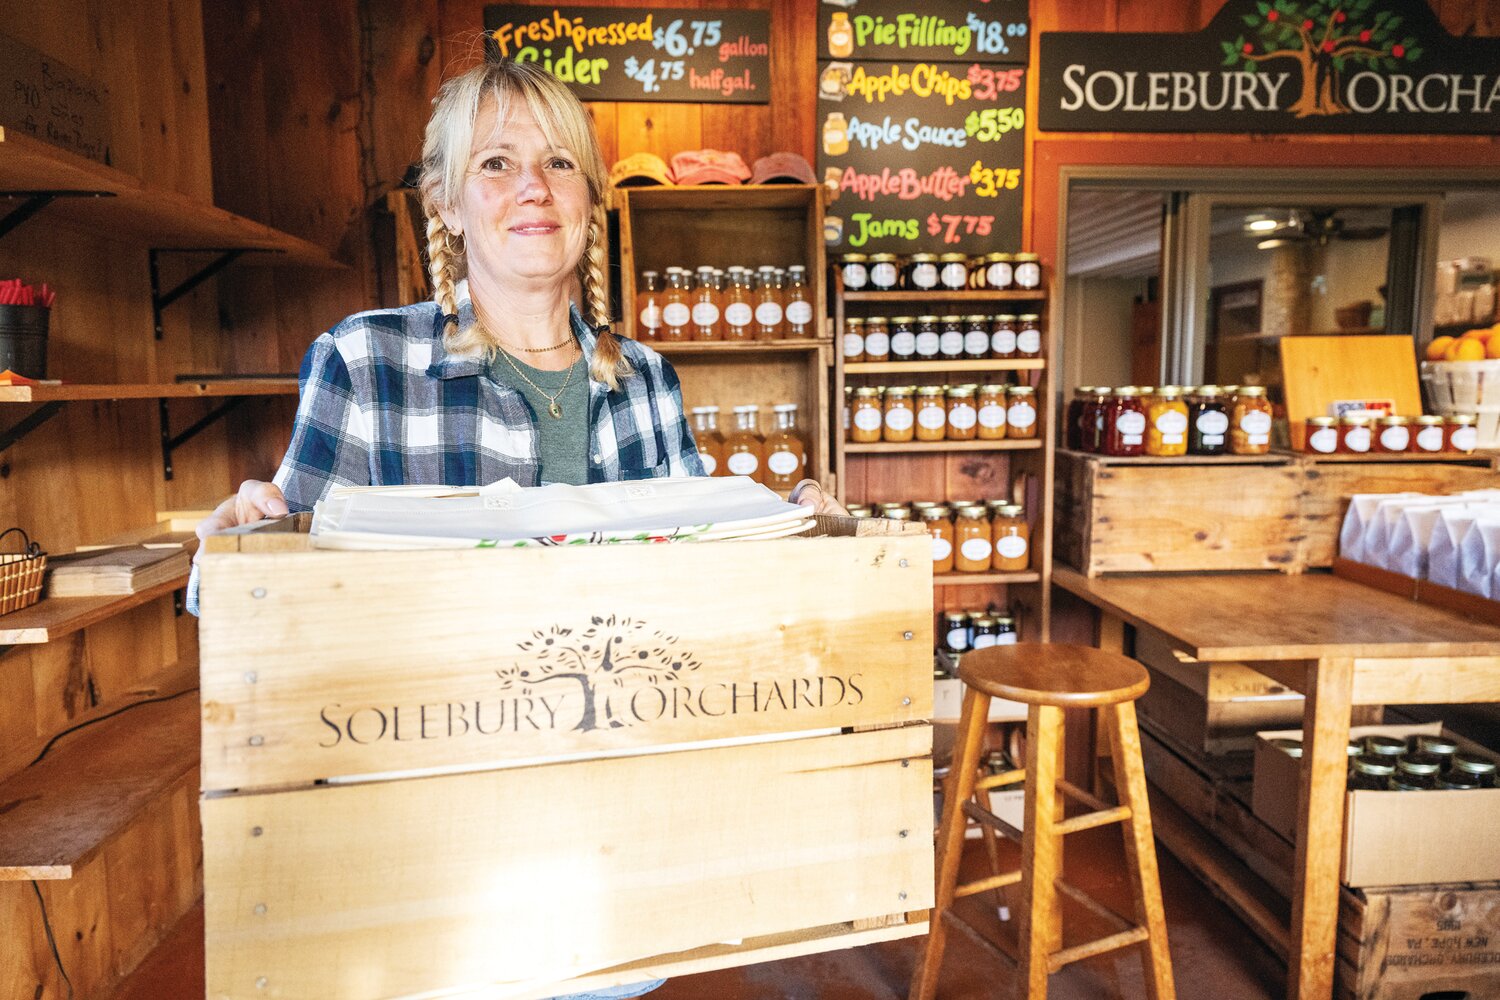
[47,545,192,596]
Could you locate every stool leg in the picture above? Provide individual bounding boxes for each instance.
[1108,700,1176,1000]
[1017,704,1063,1000]
[910,686,991,1000]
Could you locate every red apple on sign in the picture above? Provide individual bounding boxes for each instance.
[1267,10,1279,21]
[1392,43,1406,57]
[1302,18,1314,30]
[1334,10,1346,23]
[1243,42,1255,53]
[1322,40,1335,52]
[1359,29,1371,42]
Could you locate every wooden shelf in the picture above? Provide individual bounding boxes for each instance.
[1055,448,1292,467]
[648,339,830,357]
[0,575,187,645]
[1292,449,1499,464]
[842,289,1045,303]
[0,691,197,879]
[615,183,820,212]
[0,378,297,403]
[0,127,339,267]
[845,439,1043,454]
[846,359,1044,375]
[935,571,1041,586]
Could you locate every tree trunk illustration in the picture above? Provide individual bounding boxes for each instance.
[528,672,601,731]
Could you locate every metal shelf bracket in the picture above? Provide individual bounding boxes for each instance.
[149,248,250,340]
[159,396,248,480]
[0,190,114,240]
[0,401,65,456]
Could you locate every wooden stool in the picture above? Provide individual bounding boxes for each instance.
[910,643,1175,1000]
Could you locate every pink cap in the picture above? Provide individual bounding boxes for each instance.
[750,152,816,186]
[669,149,751,186]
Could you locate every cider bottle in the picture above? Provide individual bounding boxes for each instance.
[689,405,727,476]
[723,268,756,341]
[763,403,807,490]
[783,265,814,338]
[725,404,765,483]
[691,266,722,340]
[755,265,785,340]
[636,270,663,341]
[660,268,692,342]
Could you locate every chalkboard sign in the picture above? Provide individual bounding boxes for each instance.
[483,5,771,104]
[0,32,110,164]
[817,0,1029,256]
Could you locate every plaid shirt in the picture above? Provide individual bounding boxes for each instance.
[273,282,704,511]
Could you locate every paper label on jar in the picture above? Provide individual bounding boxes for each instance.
[1015,262,1041,288]
[978,403,1007,429]
[885,408,915,431]
[727,452,758,475]
[1196,410,1229,435]
[699,453,718,475]
[1200,434,1224,446]
[939,331,965,356]
[912,263,938,288]
[960,538,991,562]
[1240,410,1272,435]
[843,333,864,357]
[917,406,947,430]
[1344,426,1372,453]
[725,302,753,327]
[755,302,783,326]
[991,331,1017,355]
[1008,404,1037,429]
[996,632,1018,645]
[964,331,989,356]
[1379,425,1410,452]
[890,331,916,355]
[1416,425,1445,451]
[663,303,690,328]
[996,535,1028,559]
[853,408,882,431]
[871,262,899,287]
[915,331,940,355]
[987,262,1013,287]
[691,302,720,326]
[946,628,969,651]
[941,263,968,288]
[1453,426,1478,452]
[1116,411,1146,436]
[931,536,953,561]
[972,633,998,650]
[767,451,799,476]
[1156,411,1188,435]
[949,404,977,429]
[639,303,661,330]
[842,263,868,289]
[864,332,890,356]
[786,301,813,325]
[1308,427,1338,453]
[1016,330,1042,354]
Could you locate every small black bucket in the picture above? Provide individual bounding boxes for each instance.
[0,305,49,378]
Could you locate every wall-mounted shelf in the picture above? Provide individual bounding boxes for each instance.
[846,359,1045,375]
[0,575,189,646]
[648,339,831,357]
[841,289,1045,303]
[935,572,1041,586]
[845,439,1044,454]
[0,378,297,403]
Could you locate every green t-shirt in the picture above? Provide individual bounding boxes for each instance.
[488,351,590,485]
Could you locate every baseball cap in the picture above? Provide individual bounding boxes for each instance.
[609,152,673,188]
[669,149,752,186]
[750,152,817,185]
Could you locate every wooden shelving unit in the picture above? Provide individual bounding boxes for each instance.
[649,339,831,358]
[0,378,297,403]
[845,439,1043,454]
[0,575,189,645]
[936,571,1041,586]
[842,289,1044,304]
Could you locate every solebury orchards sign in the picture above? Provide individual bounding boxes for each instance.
[1038,0,1500,133]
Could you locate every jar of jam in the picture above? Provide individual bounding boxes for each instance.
[1006,385,1037,440]
[1365,734,1406,758]
[1145,386,1190,457]
[863,316,890,362]
[889,317,917,362]
[915,387,947,442]
[690,405,726,476]
[1447,414,1479,454]
[1414,734,1457,771]
[1375,415,1411,453]
[993,614,1018,645]
[963,316,990,359]
[1187,386,1229,456]
[636,270,664,341]
[922,506,955,574]
[847,504,872,519]
[906,253,940,291]
[869,253,901,291]
[991,503,1029,572]
[764,403,807,489]
[946,386,977,440]
[850,387,882,443]
[1337,414,1373,455]
[883,386,915,442]
[915,316,941,360]
[839,253,870,292]
[939,316,965,359]
[1394,753,1441,790]
[725,404,765,482]
[942,611,970,652]
[882,506,913,524]
[1452,753,1498,788]
[977,384,1008,440]
[970,615,1000,648]
[1082,387,1112,453]
[983,252,1014,291]
[1348,754,1394,791]
[1304,416,1339,455]
[1413,415,1447,453]
[1106,386,1147,456]
[660,268,693,342]
[939,253,969,290]
[843,317,866,364]
[1015,314,1043,359]
[1230,385,1273,455]
[1065,387,1093,451]
[1013,252,1042,290]
[955,506,993,573]
[991,314,1017,359]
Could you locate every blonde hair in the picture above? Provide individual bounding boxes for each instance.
[418,59,631,389]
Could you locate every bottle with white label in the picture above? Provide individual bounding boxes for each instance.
[660,268,692,342]
[723,268,756,341]
[691,266,722,341]
[635,270,663,341]
[763,403,807,490]
[689,406,726,476]
[724,405,765,483]
[754,267,785,340]
[783,265,814,338]
[946,386,978,440]
[1304,416,1339,455]
[993,614,1018,645]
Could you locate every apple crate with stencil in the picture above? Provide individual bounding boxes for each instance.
[1423,358,1500,449]
[0,528,47,614]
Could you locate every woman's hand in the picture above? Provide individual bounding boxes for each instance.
[790,478,849,517]
[193,480,289,562]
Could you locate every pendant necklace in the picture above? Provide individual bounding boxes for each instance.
[496,341,580,419]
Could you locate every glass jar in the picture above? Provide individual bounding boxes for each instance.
[1337,414,1373,455]
[843,317,866,364]
[1364,734,1407,759]
[983,252,1014,291]
[922,506,955,575]
[993,614,1018,645]
[939,315,966,359]
[990,314,1017,359]
[1305,416,1339,455]
[1015,313,1043,359]
[915,316,941,360]
[1006,386,1038,440]
[1188,386,1229,456]
[1230,385,1273,455]
[1065,387,1094,452]
[1413,414,1447,454]
[869,253,901,291]
[783,265,814,338]
[977,384,1008,440]
[915,386,947,442]
[690,406,726,476]
[764,403,807,489]
[1394,753,1441,790]
[883,386,915,442]
[1013,252,1042,290]
[970,615,1000,648]
[1451,753,1497,788]
[839,253,870,292]
[754,266,784,340]
[991,503,1029,572]
[906,253,940,291]
[725,405,765,482]
[691,268,722,341]
[946,386,977,440]
[863,317,891,363]
[661,268,693,342]
[636,270,664,341]
[1106,386,1147,457]
[1145,386,1190,457]
[723,268,756,341]
[1415,734,1457,771]
[1083,387,1112,454]
[882,506,913,525]
[939,253,969,290]
[963,315,990,359]
[1375,415,1411,454]
[1348,754,1395,791]
[955,506,993,573]
[1447,414,1479,454]
[1439,771,1485,790]
[850,387,882,443]
[942,611,970,652]
[889,317,917,363]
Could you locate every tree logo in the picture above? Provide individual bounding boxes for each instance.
[495,615,703,733]
[1222,1,1421,116]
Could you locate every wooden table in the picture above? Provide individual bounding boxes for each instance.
[1052,565,1500,1000]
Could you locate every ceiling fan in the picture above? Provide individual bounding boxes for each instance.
[1248,208,1389,248]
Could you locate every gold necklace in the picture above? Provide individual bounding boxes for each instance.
[496,342,581,419]
[503,334,574,353]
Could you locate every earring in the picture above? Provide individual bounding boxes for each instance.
[444,229,466,255]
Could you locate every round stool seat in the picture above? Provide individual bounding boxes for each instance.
[958,643,1149,708]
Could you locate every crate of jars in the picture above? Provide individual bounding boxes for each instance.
[845,382,1039,447]
[932,611,1028,724]
[1252,723,1500,888]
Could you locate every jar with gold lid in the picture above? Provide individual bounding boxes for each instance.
[946,386,978,440]
[1304,416,1339,455]
[839,252,870,291]
[915,316,941,360]
[863,316,890,362]
[869,253,901,291]
[1145,386,1189,457]
[1446,414,1479,454]
[990,503,1029,572]
[990,314,1017,359]
[1015,313,1043,359]
[1230,386,1273,455]
[1337,414,1373,455]
[977,384,1008,440]
[842,317,866,364]
[983,252,1014,290]
[1013,252,1042,290]
[939,315,965,359]
[939,253,969,290]
[954,506,993,573]
[921,506,955,574]
[849,387,882,443]
[1413,414,1447,453]
[1375,415,1411,453]
[883,386,915,442]
[1006,385,1038,440]
[889,317,916,362]
[905,253,940,291]
[963,315,990,359]
[915,386,947,442]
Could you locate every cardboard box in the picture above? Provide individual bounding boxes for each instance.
[932,677,1027,723]
[1253,723,1500,888]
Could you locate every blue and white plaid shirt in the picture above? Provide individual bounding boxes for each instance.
[272,281,704,510]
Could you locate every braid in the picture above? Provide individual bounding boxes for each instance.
[580,203,633,389]
[426,211,461,332]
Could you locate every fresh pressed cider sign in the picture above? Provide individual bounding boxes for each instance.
[1039,0,1500,133]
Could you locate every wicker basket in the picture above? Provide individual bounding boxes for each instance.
[1421,359,1500,449]
[0,527,47,615]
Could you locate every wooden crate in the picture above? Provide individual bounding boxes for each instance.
[197,516,934,1000]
